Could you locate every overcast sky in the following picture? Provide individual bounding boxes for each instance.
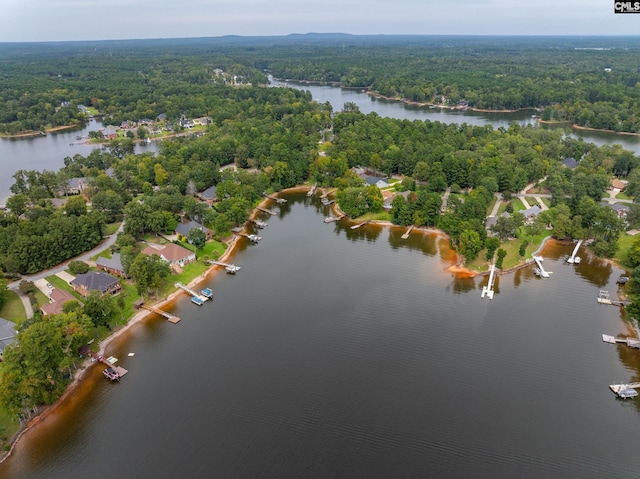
[0,0,638,42]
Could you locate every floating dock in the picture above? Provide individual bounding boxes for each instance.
[532,255,550,278]
[307,183,318,197]
[481,264,496,300]
[597,290,630,306]
[86,350,129,378]
[201,288,213,299]
[567,239,583,264]
[257,206,277,216]
[401,225,414,240]
[209,260,241,273]
[321,198,335,206]
[609,382,640,399]
[324,213,345,223]
[351,220,370,230]
[602,334,640,348]
[252,219,267,228]
[320,188,337,199]
[175,282,210,303]
[238,232,261,243]
[137,303,181,323]
[262,192,287,204]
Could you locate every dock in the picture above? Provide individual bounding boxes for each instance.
[307,183,318,197]
[609,382,640,399]
[251,219,268,228]
[321,198,335,206]
[238,232,261,243]
[209,260,241,273]
[320,188,337,199]
[324,213,345,223]
[262,192,287,204]
[137,302,181,323]
[401,225,414,240]
[481,264,497,300]
[602,334,640,348]
[257,206,277,216]
[175,282,210,303]
[567,239,583,264]
[532,255,551,278]
[85,350,129,378]
[597,290,630,306]
[351,220,370,230]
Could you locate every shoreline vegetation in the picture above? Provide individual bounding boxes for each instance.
[0,184,623,463]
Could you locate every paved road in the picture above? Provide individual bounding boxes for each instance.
[7,223,124,319]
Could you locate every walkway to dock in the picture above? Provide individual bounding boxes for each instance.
[602,334,640,348]
[308,183,318,197]
[237,232,261,243]
[321,198,335,206]
[138,303,181,323]
[401,225,414,239]
[597,290,630,306]
[481,264,496,300]
[567,239,583,264]
[320,188,337,199]
[262,192,287,204]
[251,218,268,228]
[209,260,241,273]
[351,220,370,230]
[257,206,277,216]
[533,255,550,278]
[175,282,209,303]
[324,213,345,223]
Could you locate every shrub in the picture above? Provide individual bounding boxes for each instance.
[68,260,90,275]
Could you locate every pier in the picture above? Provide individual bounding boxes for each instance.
[175,282,210,303]
[307,183,318,197]
[597,290,630,306]
[609,382,640,399]
[532,255,551,278]
[324,213,345,223]
[209,260,241,273]
[401,225,414,240]
[238,232,261,243]
[135,301,181,323]
[262,192,287,204]
[567,239,583,264]
[251,219,268,228]
[257,206,277,216]
[85,349,129,378]
[351,220,370,230]
[481,264,497,300]
[321,198,335,206]
[320,188,337,199]
[602,334,640,348]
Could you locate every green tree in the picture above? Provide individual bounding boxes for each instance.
[68,260,90,275]
[496,248,507,269]
[458,229,483,261]
[485,237,500,261]
[187,228,207,251]
[82,291,116,329]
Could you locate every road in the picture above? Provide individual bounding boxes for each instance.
[7,223,124,319]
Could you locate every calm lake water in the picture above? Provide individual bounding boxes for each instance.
[0,193,638,478]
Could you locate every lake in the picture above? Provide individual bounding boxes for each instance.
[0,193,638,478]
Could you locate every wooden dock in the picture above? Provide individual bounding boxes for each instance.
[609,382,640,398]
[138,303,181,323]
[481,264,496,300]
[401,225,414,239]
[262,192,287,204]
[85,350,129,378]
[324,213,345,223]
[251,219,268,228]
[320,188,337,199]
[307,183,318,197]
[257,206,277,216]
[602,334,640,348]
[598,290,630,306]
[351,220,370,230]
[238,232,261,243]
[321,198,335,206]
[209,260,241,273]
[175,282,209,303]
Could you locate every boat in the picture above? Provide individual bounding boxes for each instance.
[225,264,240,274]
[618,387,638,399]
[191,296,204,306]
[533,267,541,277]
[201,288,213,299]
[618,275,630,285]
[103,367,120,381]
[247,234,261,243]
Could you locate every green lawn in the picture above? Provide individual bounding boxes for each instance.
[466,230,549,272]
[614,232,637,268]
[45,275,85,302]
[198,240,226,260]
[103,222,121,236]
[0,291,26,323]
[615,191,633,201]
[510,198,526,212]
[355,211,393,222]
[159,261,209,297]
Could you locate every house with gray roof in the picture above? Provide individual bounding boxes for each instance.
[66,177,88,195]
[70,271,121,297]
[0,317,17,355]
[175,220,213,240]
[198,185,218,204]
[96,253,127,278]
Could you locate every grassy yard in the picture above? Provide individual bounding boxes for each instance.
[615,191,633,201]
[103,222,121,236]
[0,291,26,323]
[158,261,209,297]
[614,232,637,269]
[466,230,549,272]
[355,211,393,222]
[197,240,226,260]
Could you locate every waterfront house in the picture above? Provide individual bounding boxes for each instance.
[0,317,16,356]
[41,288,82,316]
[520,205,542,224]
[96,253,127,278]
[561,157,578,169]
[142,243,195,270]
[65,177,88,195]
[175,220,213,241]
[70,271,121,297]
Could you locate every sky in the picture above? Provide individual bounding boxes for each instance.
[0,0,638,42]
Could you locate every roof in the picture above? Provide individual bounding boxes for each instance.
[105,167,116,178]
[41,288,81,316]
[67,177,87,190]
[610,203,630,212]
[0,317,17,353]
[561,157,577,168]
[611,179,628,190]
[96,253,125,272]
[70,271,119,293]
[142,243,193,262]
[199,185,217,200]
[175,220,211,237]
[521,205,542,217]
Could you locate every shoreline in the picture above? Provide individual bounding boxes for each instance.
[0,123,83,139]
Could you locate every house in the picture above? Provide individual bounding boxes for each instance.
[103,125,118,140]
[41,288,82,316]
[77,105,88,114]
[66,177,88,195]
[611,179,628,191]
[364,176,390,189]
[194,117,212,126]
[0,317,16,355]
[198,185,218,204]
[561,157,578,169]
[175,220,213,241]
[105,167,116,178]
[608,202,630,219]
[142,243,195,269]
[520,205,542,224]
[70,271,122,297]
[49,198,68,209]
[156,113,167,122]
[96,253,127,278]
